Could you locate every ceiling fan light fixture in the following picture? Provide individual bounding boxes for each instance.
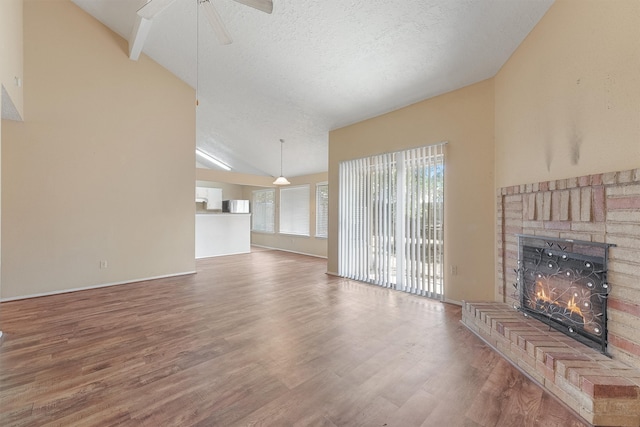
[273,138,290,186]
[196,148,231,171]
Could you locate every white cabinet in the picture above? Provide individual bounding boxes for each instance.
[195,187,222,210]
[195,187,209,201]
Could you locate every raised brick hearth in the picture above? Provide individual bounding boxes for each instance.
[462,302,640,426]
[464,167,640,426]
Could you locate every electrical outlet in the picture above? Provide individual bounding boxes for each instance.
[451,265,458,276]
[100,260,108,269]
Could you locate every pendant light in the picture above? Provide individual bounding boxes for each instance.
[273,139,290,185]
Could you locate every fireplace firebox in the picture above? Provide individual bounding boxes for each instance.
[515,235,615,354]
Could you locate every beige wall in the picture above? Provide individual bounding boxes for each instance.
[244,172,328,258]
[495,0,640,188]
[0,0,25,119]
[329,80,495,303]
[0,0,25,303]
[0,93,2,301]
[1,0,196,299]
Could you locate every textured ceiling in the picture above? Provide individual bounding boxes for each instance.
[71,0,554,178]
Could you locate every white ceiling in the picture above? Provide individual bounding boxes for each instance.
[71,0,554,178]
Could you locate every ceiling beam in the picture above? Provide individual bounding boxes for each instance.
[129,14,153,61]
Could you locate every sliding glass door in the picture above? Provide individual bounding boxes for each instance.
[338,143,445,299]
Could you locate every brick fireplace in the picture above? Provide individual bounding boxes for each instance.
[463,167,640,426]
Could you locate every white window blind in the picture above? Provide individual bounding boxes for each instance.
[280,185,310,236]
[338,143,445,299]
[252,189,275,233]
[315,182,329,238]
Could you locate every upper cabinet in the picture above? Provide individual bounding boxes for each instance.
[195,187,208,202]
[195,187,222,210]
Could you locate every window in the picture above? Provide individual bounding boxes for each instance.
[279,185,310,236]
[252,189,275,233]
[315,182,329,238]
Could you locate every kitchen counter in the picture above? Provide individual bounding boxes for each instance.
[195,213,251,258]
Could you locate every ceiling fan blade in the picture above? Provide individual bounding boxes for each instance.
[231,0,273,14]
[200,0,233,45]
[137,0,178,20]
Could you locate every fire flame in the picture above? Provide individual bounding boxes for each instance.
[534,281,584,318]
[536,281,551,302]
[566,295,583,316]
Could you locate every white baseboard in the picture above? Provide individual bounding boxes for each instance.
[325,271,340,277]
[0,270,197,302]
[251,245,327,259]
[195,251,250,259]
[444,298,463,306]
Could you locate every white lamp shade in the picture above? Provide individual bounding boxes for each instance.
[273,176,291,186]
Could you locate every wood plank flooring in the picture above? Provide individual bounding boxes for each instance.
[0,249,588,426]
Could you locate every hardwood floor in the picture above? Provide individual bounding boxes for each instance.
[0,249,588,427]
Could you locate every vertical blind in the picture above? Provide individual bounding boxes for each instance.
[280,185,310,236]
[338,143,445,299]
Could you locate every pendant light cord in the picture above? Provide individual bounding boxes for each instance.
[273,139,290,185]
[280,139,285,176]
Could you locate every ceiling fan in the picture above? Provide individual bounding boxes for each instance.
[137,0,273,45]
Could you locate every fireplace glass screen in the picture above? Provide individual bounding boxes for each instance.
[516,235,614,354]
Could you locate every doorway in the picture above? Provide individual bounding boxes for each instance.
[338,143,445,299]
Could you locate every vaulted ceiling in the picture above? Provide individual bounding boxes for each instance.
[71,0,554,178]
